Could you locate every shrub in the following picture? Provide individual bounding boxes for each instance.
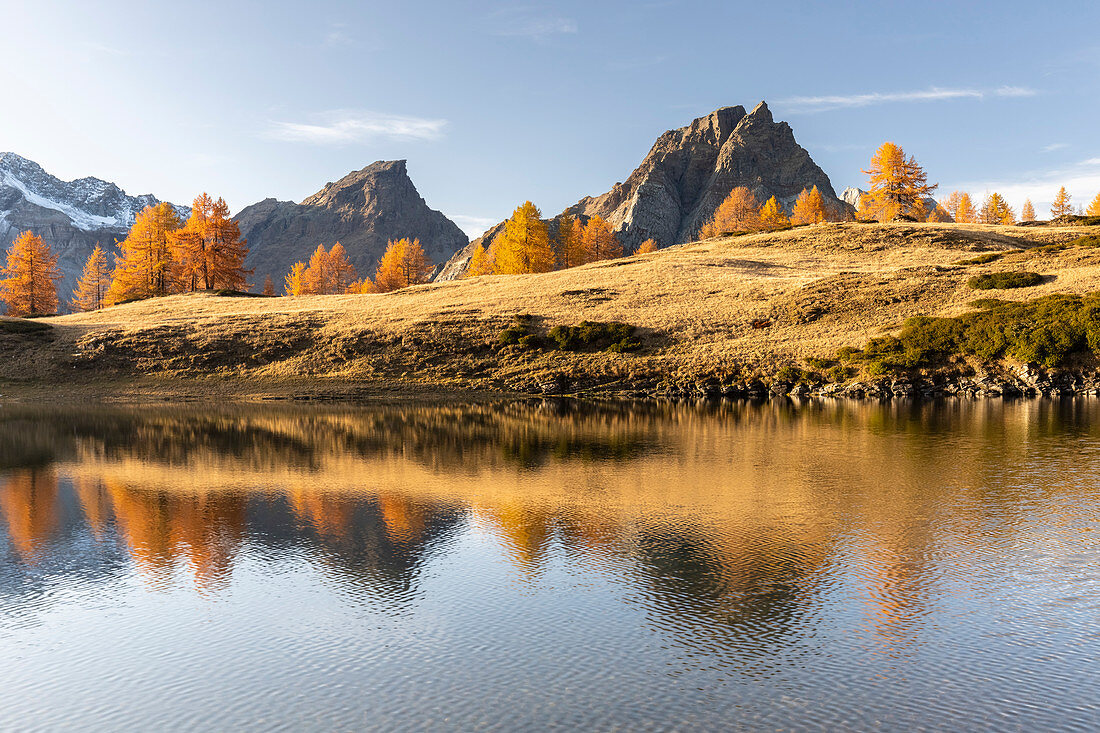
[804,356,835,370]
[775,365,804,383]
[498,328,525,346]
[834,292,1100,369]
[968,271,1043,290]
[517,334,543,350]
[0,318,52,334]
[549,321,639,352]
[954,253,1003,266]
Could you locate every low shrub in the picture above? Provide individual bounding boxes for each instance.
[0,318,52,334]
[968,271,1043,290]
[954,253,1003,266]
[775,365,804,383]
[549,321,640,352]
[835,292,1100,369]
[804,356,835,370]
[517,334,543,350]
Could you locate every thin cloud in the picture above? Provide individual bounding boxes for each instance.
[451,214,499,238]
[1041,143,1069,153]
[778,86,1037,113]
[486,8,577,39]
[265,111,447,144]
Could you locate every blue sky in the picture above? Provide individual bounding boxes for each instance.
[2,0,1098,235]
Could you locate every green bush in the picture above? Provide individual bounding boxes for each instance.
[968,271,1043,290]
[954,253,1003,266]
[804,356,835,370]
[775,365,804,383]
[498,327,525,346]
[549,321,639,352]
[836,292,1100,369]
[517,334,543,350]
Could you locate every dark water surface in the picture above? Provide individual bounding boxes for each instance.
[1,399,1099,731]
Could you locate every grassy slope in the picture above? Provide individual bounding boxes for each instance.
[4,222,1099,399]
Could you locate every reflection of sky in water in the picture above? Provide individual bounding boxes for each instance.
[1,400,1099,730]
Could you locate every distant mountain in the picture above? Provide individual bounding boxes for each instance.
[0,153,187,303]
[235,160,468,289]
[437,101,848,280]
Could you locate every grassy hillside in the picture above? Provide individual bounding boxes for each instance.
[3,221,1100,401]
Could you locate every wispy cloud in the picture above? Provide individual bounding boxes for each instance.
[451,214,499,238]
[265,111,447,144]
[322,24,353,48]
[1041,142,1069,153]
[486,7,577,39]
[778,86,1037,113]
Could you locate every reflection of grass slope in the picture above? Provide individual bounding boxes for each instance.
[7,221,1100,394]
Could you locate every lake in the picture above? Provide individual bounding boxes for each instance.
[1,399,1099,731]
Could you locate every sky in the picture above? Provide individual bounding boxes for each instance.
[1,0,1099,236]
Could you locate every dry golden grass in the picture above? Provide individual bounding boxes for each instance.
[5,221,1099,398]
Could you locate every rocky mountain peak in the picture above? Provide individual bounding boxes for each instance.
[235,159,467,290]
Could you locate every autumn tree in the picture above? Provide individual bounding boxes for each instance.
[554,213,586,269]
[1087,192,1100,217]
[327,242,359,293]
[758,196,791,230]
[284,261,307,296]
[860,142,937,221]
[0,231,62,316]
[262,274,275,296]
[789,186,829,225]
[955,193,978,224]
[699,187,760,237]
[926,204,953,223]
[173,194,249,291]
[494,201,555,275]
[635,238,659,254]
[980,193,1015,224]
[465,242,494,277]
[1051,187,1073,219]
[71,245,111,312]
[1021,199,1036,221]
[105,202,181,304]
[347,278,376,294]
[942,191,963,220]
[373,238,432,292]
[581,215,623,263]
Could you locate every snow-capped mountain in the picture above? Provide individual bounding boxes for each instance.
[0,152,187,304]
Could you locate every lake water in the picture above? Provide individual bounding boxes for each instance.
[1,399,1099,731]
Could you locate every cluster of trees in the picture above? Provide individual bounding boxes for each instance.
[937,186,1100,225]
[465,202,644,278]
[699,185,838,237]
[283,237,433,295]
[0,194,249,317]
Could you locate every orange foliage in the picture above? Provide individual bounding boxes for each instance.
[0,231,62,316]
[1051,187,1073,219]
[373,238,433,292]
[554,213,586,269]
[580,215,622,262]
[173,194,249,291]
[465,242,494,277]
[860,142,937,221]
[106,202,181,304]
[758,196,790,230]
[1021,199,1037,221]
[71,245,112,312]
[699,187,760,237]
[789,186,829,225]
[635,238,659,254]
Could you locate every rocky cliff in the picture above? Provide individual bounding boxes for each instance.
[0,153,187,305]
[436,101,845,280]
[235,160,467,289]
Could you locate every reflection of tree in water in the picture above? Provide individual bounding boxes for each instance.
[631,523,832,661]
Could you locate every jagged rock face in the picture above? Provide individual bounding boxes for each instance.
[436,102,844,280]
[235,160,468,290]
[0,152,187,305]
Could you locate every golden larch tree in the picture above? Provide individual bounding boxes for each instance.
[173,194,249,291]
[284,261,307,296]
[105,202,181,304]
[1086,192,1100,217]
[860,142,937,221]
[71,245,112,312]
[262,274,275,296]
[789,186,828,225]
[635,238,659,254]
[1021,199,1036,221]
[1051,187,1073,219]
[980,193,1014,224]
[494,201,555,275]
[581,215,623,263]
[465,242,494,277]
[347,278,376,294]
[942,191,963,220]
[327,242,359,293]
[700,187,760,238]
[925,204,953,223]
[955,193,978,224]
[554,213,586,268]
[757,196,790,230]
[373,238,432,292]
[0,231,62,316]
